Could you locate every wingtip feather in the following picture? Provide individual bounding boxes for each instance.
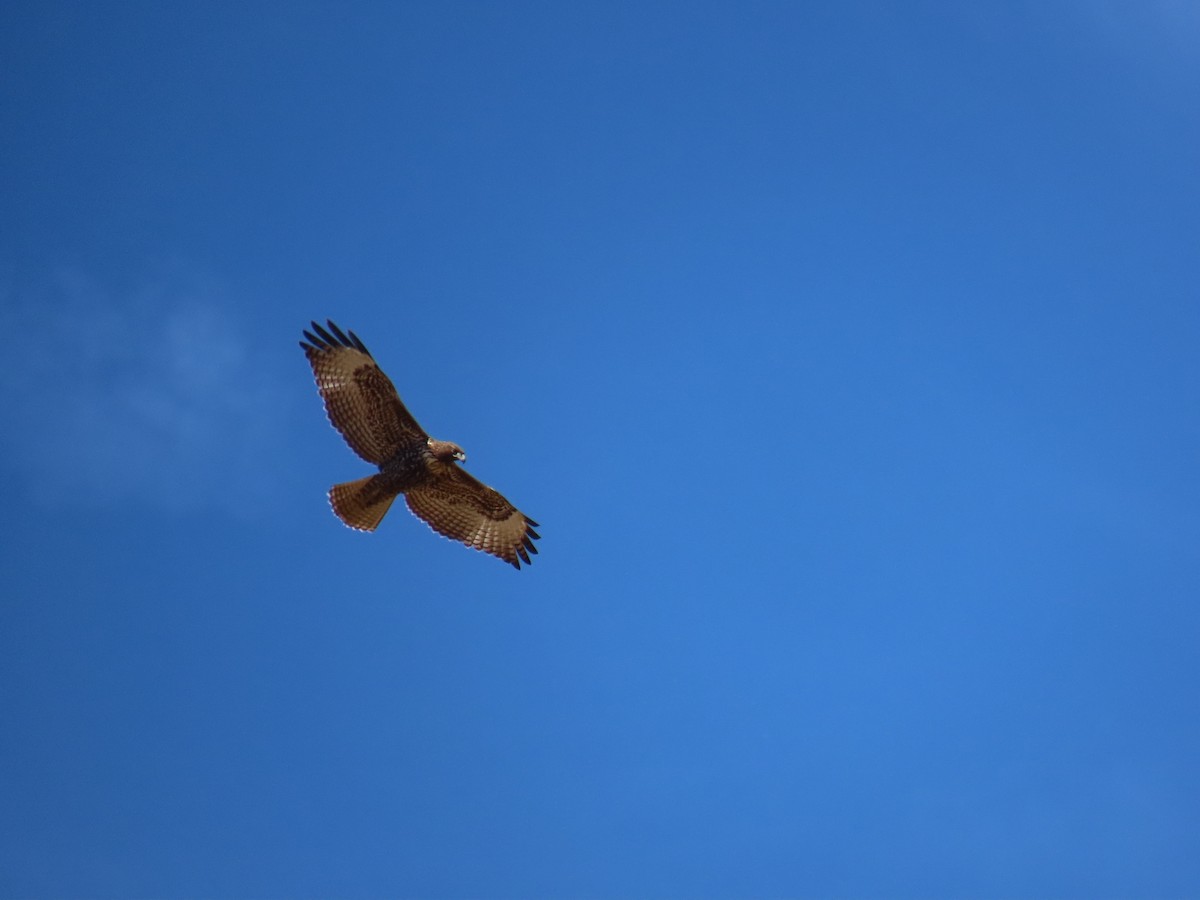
[311,321,337,346]
[326,320,352,346]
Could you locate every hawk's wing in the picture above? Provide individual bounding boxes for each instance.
[300,320,427,465]
[405,466,540,569]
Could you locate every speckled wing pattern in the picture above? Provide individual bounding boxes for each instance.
[405,466,541,569]
[299,321,427,464]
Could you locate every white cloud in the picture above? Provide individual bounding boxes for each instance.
[0,266,293,518]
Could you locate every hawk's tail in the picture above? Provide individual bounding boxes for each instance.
[328,475,398,532]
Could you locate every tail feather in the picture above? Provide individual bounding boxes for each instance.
[329,475,398,532]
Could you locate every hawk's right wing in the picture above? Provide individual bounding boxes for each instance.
[300,320,427,465]
[405,465,540,569]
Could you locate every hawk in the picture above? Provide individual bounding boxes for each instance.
[300,320,540,569]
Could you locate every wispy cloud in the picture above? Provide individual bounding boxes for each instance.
[0,266,293,518]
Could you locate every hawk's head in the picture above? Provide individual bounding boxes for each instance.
[428,438,466,463]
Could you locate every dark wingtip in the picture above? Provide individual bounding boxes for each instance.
[303,320,371,356]
[311,321,337,346]
[347,328,370,355]
[325,320,352,346]
[303,323,332,350]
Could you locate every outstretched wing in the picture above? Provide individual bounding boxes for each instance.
[405,467,540,569]
[300,320,427,465]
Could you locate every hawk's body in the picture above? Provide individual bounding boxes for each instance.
[300,320,540,568]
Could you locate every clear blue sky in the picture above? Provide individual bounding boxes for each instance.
[2,2,1198,897]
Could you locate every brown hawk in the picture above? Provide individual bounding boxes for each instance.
[300,320,540,569]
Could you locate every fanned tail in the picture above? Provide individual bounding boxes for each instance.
[328,475,398,532]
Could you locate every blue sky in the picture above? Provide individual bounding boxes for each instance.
[2,2,1198,897]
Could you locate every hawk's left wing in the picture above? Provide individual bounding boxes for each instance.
[405,466,540,569]
[300,320,427,465]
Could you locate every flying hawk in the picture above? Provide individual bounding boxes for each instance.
[300,320,540,569]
